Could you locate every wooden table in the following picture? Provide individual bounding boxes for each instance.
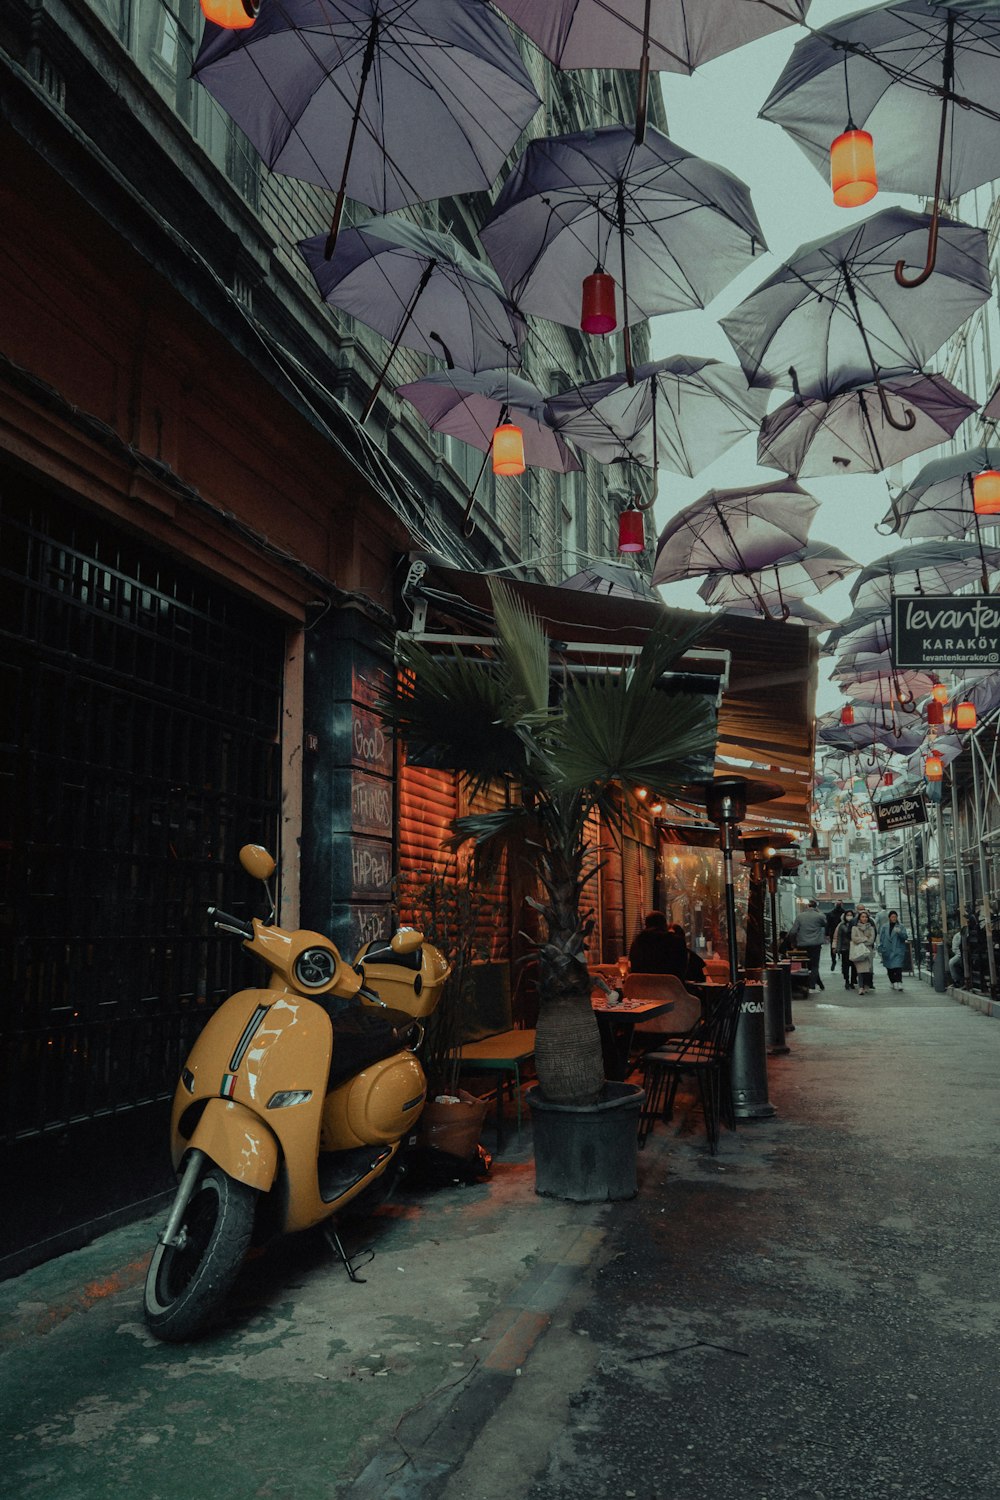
[591,994,674,1081]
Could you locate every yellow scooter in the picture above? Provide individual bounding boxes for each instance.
[143,844,449,1342]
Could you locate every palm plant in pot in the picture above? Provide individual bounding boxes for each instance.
[389,583,719,1197]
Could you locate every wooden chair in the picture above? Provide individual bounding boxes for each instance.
[638,982,745,1155]
[623,973,703,1049]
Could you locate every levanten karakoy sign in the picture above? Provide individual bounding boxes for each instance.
[892,595,1000,669]
[873,794,928,833]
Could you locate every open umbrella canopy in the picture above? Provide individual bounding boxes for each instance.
[479,125,765,331]
[835,669,938,704]
[493,0,811,74]
[719,208,990,399]
[757,371,977,478]
[850,537,1000,608]
[193,0,541,232]
[299,218,525,373]
[697,541,859,606]
[885,445,1000,537]
[760,1,1000,203]
[717,596,834,629]
[816,704,927,752]
[557,561,658,599]
[822,603,894,651]
[543,356,769,471]
[651,478,819,586]
[394,370,581,473]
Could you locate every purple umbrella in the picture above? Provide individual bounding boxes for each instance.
[480,124,765,377]
[558,562,658,600]
[850,538,1000,609]
[193,0,541,255]
[394,369,581,473]
[544,355,768,472]
[697,541,859,610]
[757,372,977,479]
[720,208,990,432]
[817,705,926,754]
[886,445,1000,541]
[299,218,526,420]
[651,479,819,591]
[717,596,834,630]
[494,0,810,137]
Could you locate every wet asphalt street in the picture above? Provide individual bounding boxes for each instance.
[3,980,999,1500]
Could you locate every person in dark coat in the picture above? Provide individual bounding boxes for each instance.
[628,912,687,977]
[669,922,706,984]
[826,902,845,972]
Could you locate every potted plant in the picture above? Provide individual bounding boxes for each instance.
[389,582,718,1199]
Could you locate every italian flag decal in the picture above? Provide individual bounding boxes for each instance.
[220,1073,238,1098]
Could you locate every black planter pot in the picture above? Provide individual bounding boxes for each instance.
[526,1081,644,1202]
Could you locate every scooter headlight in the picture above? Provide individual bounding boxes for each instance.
[293,947,337,989]
[267,1090,313,1109]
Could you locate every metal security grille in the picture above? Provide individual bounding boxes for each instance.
[0,479,284,1144]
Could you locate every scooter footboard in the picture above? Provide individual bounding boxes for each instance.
[183,1099,279,1190]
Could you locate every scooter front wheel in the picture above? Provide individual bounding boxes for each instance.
[144,1164,256,1342]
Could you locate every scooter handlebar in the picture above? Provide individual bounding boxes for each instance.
[207,906,254,938]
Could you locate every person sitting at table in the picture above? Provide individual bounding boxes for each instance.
[668,922,706,985]
[628,912,687,977]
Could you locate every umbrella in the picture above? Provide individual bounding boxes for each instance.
[757,371,977,478]
[850,537,1000,609]
[394,367,581,537]
[822,603,894,651]
[651,479,819,589]
[719,208,990,431]
[718,596,834,630]
[886,445,1000,540]
[493,0,810,137]
[558,562,658,600]
[193,0,541,255]
[816,704,927,753]
[298,218,526,419]
[394,370,580,473]
[697,541,859,609]
[759,1,1000,286]
[479,124,765,376]
[543,356,769,473]
[834,669,938,705]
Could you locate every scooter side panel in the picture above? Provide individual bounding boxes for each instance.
[184,1098,279,1189]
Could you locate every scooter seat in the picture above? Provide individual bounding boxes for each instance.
[327,1005,420,1088]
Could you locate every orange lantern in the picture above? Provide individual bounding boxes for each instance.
[926,699,945,726]
[580,270,617,335]
[200,0,258,26]
[931,683,949,704]
[840,705,854,726]
[492,423,525,476]
[830,128,877,208]
[973,469,1000,515]
[618,509,645,553]
[955,701,977,730]
[924,752,944,782]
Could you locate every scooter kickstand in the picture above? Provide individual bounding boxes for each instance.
[323,1223,374,1284]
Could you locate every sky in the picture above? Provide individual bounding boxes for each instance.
[641,0,938,716]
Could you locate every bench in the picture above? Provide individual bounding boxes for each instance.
[456,962,535,1148]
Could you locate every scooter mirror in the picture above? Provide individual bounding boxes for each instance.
[239,844,276,882]
[390,927,423,955]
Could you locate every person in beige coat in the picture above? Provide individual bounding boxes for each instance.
[849,909,877,996]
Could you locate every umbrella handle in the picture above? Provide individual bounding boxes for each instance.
[893,199,941,290]
[894,15,953,291]
[634,0,652,145]
[324,14,380,259]
[873,375,916,434]
[462,448,493,537]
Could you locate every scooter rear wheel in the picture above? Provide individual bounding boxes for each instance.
[144,1164,256,1342]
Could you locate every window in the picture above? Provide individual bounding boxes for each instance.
[833,870,849,894]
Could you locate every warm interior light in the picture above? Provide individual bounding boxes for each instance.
[200,0,258,26]
[926,699,945,726]
[492,423,525,477]
[840,705,855,726]
[973,469,1000,515]
[580,270,617,335]
[650,800,664,815]
[830,128,877,208]
[924,752,944,782]
[931,683,949,704]
[618,509,645,553]
[636,787,648,800]
[955,701,977,730]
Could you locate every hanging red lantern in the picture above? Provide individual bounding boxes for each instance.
[840,705,854,726]
[618,509,645,554]
[926,698,945,726]
[200,0,258,26]
[955,701,977,730]
[580,270,617,335]
[924,752,944,782]
[830,128,877,208]
[883,771,894,787]
[973,469,1000,515]
[492,423,525,476]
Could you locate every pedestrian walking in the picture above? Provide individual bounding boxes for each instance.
[878,910,910,991]
[826,901,844,972]
[833,908,856,989]
[787,900,827,991]
[849,908,877,995]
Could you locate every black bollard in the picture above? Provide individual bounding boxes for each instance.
[764,966,789,1054]
[779,959,795,1034]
